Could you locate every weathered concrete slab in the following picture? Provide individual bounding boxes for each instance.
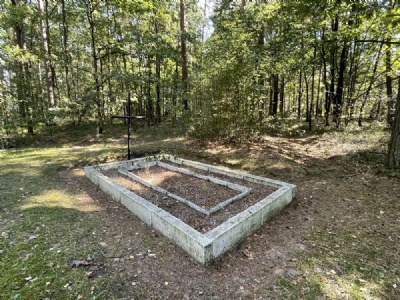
[85,154,296,265]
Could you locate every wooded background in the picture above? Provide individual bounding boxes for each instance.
[1,0,399,167]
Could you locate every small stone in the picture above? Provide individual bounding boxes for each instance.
[274,268,285,276]
[286,268,300,278]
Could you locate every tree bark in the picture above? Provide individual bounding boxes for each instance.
[61,0,71,100]
[387,78,400,169]
[37,0,55,108]
[297,71,302,118]
[279,77,284,118]
[85,0,103,134]
[333,42,349,127]
[11,0,33,134]
[180,0,189,111]
[272,74,279,116]
[386,46,394,126]
[156,54,162,124]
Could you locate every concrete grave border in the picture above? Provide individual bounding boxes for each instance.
[84,154,296,265]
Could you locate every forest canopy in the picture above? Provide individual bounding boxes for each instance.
[0,0,400,166]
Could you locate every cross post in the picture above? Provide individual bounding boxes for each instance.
[111,96,144,160]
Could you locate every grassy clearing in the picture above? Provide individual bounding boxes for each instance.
[1,146,105,299]
[1,121,399,299]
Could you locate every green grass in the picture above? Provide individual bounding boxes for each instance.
[0,145,105,299]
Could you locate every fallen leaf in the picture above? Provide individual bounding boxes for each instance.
[70,259,92,268]
[28,235,38,241]
[359,279,366,284]
[242,249,254,260]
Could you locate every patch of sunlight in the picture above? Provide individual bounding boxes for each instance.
[22,189,102,212]
[321,275,382,300]
[225,159,242,166]
[70,168,85,177]
[205,145,236,155]
[161,136,185,142]
[143,169,180,186]
[269,162,290,170]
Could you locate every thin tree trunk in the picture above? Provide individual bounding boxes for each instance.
[272,74,279,116]
[156,54,161,125]
[297,71,302,118]
[358,42,383,126]
[85,0,103,134]
[37,0,55,108]
[180,0,189,111]
[279,77,284,118]
[316,66,322,116]
[333,42,349,127]
[305,73,309,122]
[147,56,154,126]
[386,0,395,126]
[386,45,394,125]
[309,42,316,130]
[321,29,331,126]
[345,40,358,124]
[61,0,71,100]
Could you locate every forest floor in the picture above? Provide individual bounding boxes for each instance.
[1,120,400,300]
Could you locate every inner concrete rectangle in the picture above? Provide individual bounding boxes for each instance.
[84,154,296,265]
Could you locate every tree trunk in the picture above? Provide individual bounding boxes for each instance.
[344,40,358,124]
[321,31,331,126]
[85,0,103,134]
[37,0,55,108]
[333,2,355,127]
[333,42,349,127]
[309,42,316,130]
[316,65,322,116]
[272,74,279,116]
[305,73,309,122]
[297,71,302,118]
[386,45,394,126]
[147,56,154,126]
[279,77,284,118]
[11,0,33,134]
[180,0,189,111]
[61,0,71,100]
[155,54,162,125]
[358,42,383,126]
[387,78,400,169]
[386,0,395,126]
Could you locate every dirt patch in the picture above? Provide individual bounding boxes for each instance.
[103,164,276,232]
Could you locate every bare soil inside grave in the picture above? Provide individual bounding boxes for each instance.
[131,166,241,210]
[102,165,276,232]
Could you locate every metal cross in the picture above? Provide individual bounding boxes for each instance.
[111,96,144,160]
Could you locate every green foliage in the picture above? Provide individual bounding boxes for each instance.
[0,0,399,150]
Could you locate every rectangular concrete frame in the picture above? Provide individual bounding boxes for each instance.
[84,154,296,265]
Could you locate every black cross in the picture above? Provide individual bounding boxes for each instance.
[111,97,144,160]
